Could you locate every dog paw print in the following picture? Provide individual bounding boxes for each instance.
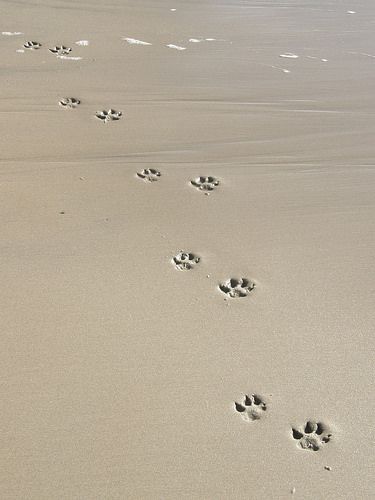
[219,278,255,298]
[136,168,161,182]
[23,41,41,50]
[190,176,219,193]
[95,109,122,122]
[49,45,72,56]
[292,421,332,451]
[172,251,200,271]
[234,394,267,421]
[59,97,80,108]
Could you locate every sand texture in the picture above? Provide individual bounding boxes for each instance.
[1,0,374,498]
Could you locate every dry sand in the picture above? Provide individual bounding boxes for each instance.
[1,0,374,498]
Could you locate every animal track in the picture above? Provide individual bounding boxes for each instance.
[292,421,332,451]
[23,41,41,50]
[95,109,122,122]
[172,251,200,271]
[136,168,161,182]
[49,45,72,56]
[191,176,220,193]
[234,394,267,421]
[219,278,255,298]
[59,97,80,108]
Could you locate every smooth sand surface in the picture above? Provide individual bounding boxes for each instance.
[1,1,374,498]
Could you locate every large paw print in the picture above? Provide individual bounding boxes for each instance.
[59,97,80,108]
[219,278,255,298]
[190,176,219,193]
[172,251,200,271]
[292,421,332,451]
[23,41,41,50]
[95,109,122,122]
[49,45,72,56]
[235,394,267,421]
[137,168,161,182]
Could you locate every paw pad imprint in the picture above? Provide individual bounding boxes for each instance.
[292,421,332,451]
[219,278,255,298]
[137,169,161,182]
[234,394,267,421]
[173,251,200,270]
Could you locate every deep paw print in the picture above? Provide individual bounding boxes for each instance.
[234,394,267,421]
[190,176,219,193]
[292,421,332,451]
[172,251,200,271]
[95,109,122,122]
[49,45,72,56]
[137,168,161,182]
[23,41,41,50]
[59,97,80,108]
[219,278,255,298]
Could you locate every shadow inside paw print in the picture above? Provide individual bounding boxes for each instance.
[173,251,200,271]
[190,176,219,193]
[23,41,41,50]
[219,278,255,298]
[49,45,72,56]
[95,109,122,122]
[292,421,332,451]
[59,97,80,108]
[235,394,267,421]
[137,168,161,182]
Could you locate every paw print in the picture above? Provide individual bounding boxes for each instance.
[95,109,122,122]
[292,421,332,451]
[172,251,200,271]
[59,97,80,108]
[23,41,41,50]
[234,394,267,421]
[49,45,72,56]
[190,176,219,193]
[219,278,255,298]
[136,168,161,182]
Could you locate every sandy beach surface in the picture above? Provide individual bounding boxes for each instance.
[1,1,374,498]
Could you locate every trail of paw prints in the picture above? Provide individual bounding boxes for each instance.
[95,109,122,122]
[59,97,80,109]
[235,394,267,421]
[219,278,255,298]
[292,421,332,451]
[49,45,72,56]
[137,168,161,182]
[172,251,200,271]
[190,176,219,194]
[23,41,41,50]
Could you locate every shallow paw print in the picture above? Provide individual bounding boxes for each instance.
[49,45,72,56]
[23,41,41,50]
[234,394,267,421]
[59,97,80,108]
[95,109,122,123]
[292,421,332,451]
[219,278,255,298]
[137,168,161,182]
[190,176,219,193]
[172,251,200,271]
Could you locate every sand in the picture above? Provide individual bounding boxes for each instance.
[1,0,374,498]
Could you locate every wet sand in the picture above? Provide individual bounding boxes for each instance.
[1,1,374,498]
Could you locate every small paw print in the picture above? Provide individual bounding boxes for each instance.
[59,97,80,108]
[23,41,41,50]
[49,45,72,56]
[190,176,219,193]
[292,421,332,451]
[172,251,200,271]
[95,109,122,122]
[219,278,255,298]
[234,394,267,421]
[137,168,161,182]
